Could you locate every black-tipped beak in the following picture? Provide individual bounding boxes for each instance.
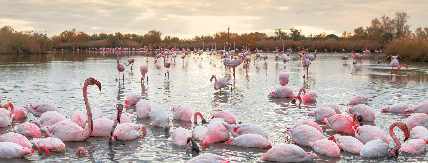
[291,99,296,104]
[96,81,102,91]
[404,137,409,142]
[201,119,207,124]
[187,137,200,153]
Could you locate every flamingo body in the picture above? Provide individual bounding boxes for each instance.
[192,126,207,141]
[0,142,33,158]
[0,108,13,127]
[140,65,148,81]
[262,144,318,162]
[35,111,67,128]
[150,107,169,128]
[360,139,390,158]
[108,113,132,123]
[309,106,336,121]
[113,123,145,141]
[91,118,114,137]
[224,134,271,148]
[223,122,268,139]
[70,110,86,128]
[405,101,428,114]
[136,99,151,118]
[324,114,357,134]
[410,126,428,141]
[382,102,412,113]
[212,110,236,124]
[24,102,59,117]
[125,93,141,107]
[13,122,41,137]
[268,86,295,98]
[347,104,375,121]
[187,153,233,163]
[405,113,428,130]
[329,134,363,154]
[43,120,91,141]
[349,95,369,105]
[288,121,323,133]
[309,139,340,157]
[172,106,192,121]
[0,132,32,149]
[171,128,191,146]
[354,125,390,144]
[318,103,341,114]
[302,92,317,103]
[400,139,428,154]
[279,72,289,86]
[285,125,325,147]
[202,119,230,147]
[30,137,66,152]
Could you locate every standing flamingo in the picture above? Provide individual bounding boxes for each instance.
[140,65,148,83]
[226,57,243,79]
[162,55,171,78]
[351,51,362,64]
[42,78,100,141]
[387,55,408,74]
[279,72,289,86]
[116,52,125,82]
[210,75,230,91]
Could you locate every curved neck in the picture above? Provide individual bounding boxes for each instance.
[83,80,93,139]
[389,122,403,154]
[194,112,204,123]
[297,88,306,96]
[3,103,14,114]
[116,52,120,65]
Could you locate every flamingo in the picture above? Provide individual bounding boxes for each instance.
[136,99,151,118]
[172,106,192,121]
[24,101,59,117]
[347,104,375,121]
[381,102,412,113]
[308,106,336,122]
[281,53,289,68]
[287,121,323,133]
[284,125,325,147]
[307,53,316,61]
[116,51,125,82]
[42,77,100,141]
[192,125,208,141]
[162,55,171,77]
[223,122,268,139]
[404,101,428,114]
[70,110,86,128]
[351,51,362,64]
[404,113,428,130]
[309,139,340,157]
[353,125,390,144]
[302,54,311,77]
[262,144,318,162]
[268,87,305,100]
[140,65,148,83]
[329,134,364,154]
[226,57,244,79]
[201,118,230,148]
[108,112,131,124]
[1,103,27,119]
[323,113,363,134]
[210,75,230,91]
[262,49,268,62]
[0,132,32,149]
[13,122,41,137]
[30,137,66,152]
[112,123,146,141]
[187,153,234,163]
[193,112,207,124]
[212,110,236,124]
[76,147,86,155]
[90,117,114,137]
[0,142,33,158]
[224,134,271,148]
[0,107,13,127]
[318,103,341,114]
[150,107,170,132]
[409,126,428,141]
[348,95,369,105]
[171,127,191,146]
[124,58,135,70]
[125,93,141,107]
[279,72,289,86]
[34,111,67,128]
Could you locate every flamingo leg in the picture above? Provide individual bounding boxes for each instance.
[233,68,236,79]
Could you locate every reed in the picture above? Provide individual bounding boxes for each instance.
[386,37,428,62]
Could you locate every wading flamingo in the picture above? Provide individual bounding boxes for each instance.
[262,144,318,162]
[140,65,148,83]
[0,142,33,158]
[210,75,230,91]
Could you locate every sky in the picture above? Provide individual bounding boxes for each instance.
[0,0,427,39]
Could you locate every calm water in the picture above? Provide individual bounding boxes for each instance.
[1,50,428,162]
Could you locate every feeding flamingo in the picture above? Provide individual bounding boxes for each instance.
[0,142,33,158]
[223,122,269,139]
[201,118,230,148]
[34,111,67,128]
[381,102,412,113]
[192,125,208,141]
[13,122,41,137]
[24,101,59,117]
[318,103,341,114]
[0,132,32,149]
[284,125,325,147]
[140,65,148,83]
[347,104,375,121]
[309,139,341,157]
[308,106,336,122]
[351,51,362,64]
[404,101,428,114]
[287,121,323,133]
[42,77,100,141]
[404,113,428,130]
[31,137,66,153]
[125,93,141,107]
[224,134,271,148]
[136,99,151,118]
[1,103,27,119]
[329,134,364,154]
[112,123,146,141]
[150,107,170,132]
[187,153,234,163]
[262,144,318,162]
[353,125,390,145]
[212,110,236,124]
[348,95,370,105]
[172,106,192,121]
[0,107,13,127]
[171,127,191,146]
[323,113,363,134]
[116,52,125,82]
[226,57,244,79]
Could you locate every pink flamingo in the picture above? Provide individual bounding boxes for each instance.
[140,65,148,83]
[70,110,86,128]
[1,103,27,119]
[210,75,230,91]
[287,121,323,133]
[387,55,408,74]
[192,126,207,141]
[124,58,135,70]
[284,125,325,147]
[323,113,363,134]
[136,99,151,118]
[0,142,34,158]
[202,118,230,148]
[116,52,125,82]
[381,102,412,113]
[318,103,341,114]
[35,111,67,128]
[13,122,41,137]
[171,127,191,146]
[24,101,59,117]
[302,54,311,77]
[0,106,13,127]
[90,117,114,137]
[404,113,428,130]
[347,104,375,121]
[279,72,289,86]
[223,122,268,139]
[211,110,236,124]
[351,51,362,64]
[309,139,340,157]
[172,106,192,121]
[268,87,305,100]
[404,101,428,114]
[162,55,171,77]
[0,132,32,149]
[42,78,100,141]
[308,106,336,122]
[193,112,207,124]
[76,147,86,155]
[329,134,364,154]
[353,125,390,144]
[112,123,146,141]
[31,137,66,153]
[226,57,244,79]
[224,134,271,148]
[262,144,318,162]
[187,153,234,163]
[348,95,369,105]
[125,93,141,107]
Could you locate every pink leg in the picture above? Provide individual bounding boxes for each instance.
[233,68,236,79]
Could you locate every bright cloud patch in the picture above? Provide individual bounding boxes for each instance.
[0,18,35,31]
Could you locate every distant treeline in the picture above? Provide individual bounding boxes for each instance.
[0,26,52,54]
[1,12,427,61]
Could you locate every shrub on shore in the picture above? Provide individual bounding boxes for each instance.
[386,37,428,62]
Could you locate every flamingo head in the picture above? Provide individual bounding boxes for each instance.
[86,77,101,91]
[268,92,276,97]
[398,123,410,141]
[210,75,216,82]
[381,107,389,112]
[187,137,200,153]
[128,58,135,64]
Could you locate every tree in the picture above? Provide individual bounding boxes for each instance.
[290,28,301,41]
[275,29,287,40]
[394,12,411,39]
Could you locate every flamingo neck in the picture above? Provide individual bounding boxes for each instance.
[38,146,50,155]
[83,80,93,140]
[194,112,204,123]
[116,52,120,66]
[76,147,86,155]
[297,88,306,96]
[389,122,403,154]
[3,103,14,114]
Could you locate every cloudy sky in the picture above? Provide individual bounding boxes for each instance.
[0,0,426,39]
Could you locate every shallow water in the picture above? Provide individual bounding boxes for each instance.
[1,50,428,162]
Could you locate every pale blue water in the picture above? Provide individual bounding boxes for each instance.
[0,50,428,162]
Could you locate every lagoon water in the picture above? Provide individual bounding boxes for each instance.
[1,50,428,162]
